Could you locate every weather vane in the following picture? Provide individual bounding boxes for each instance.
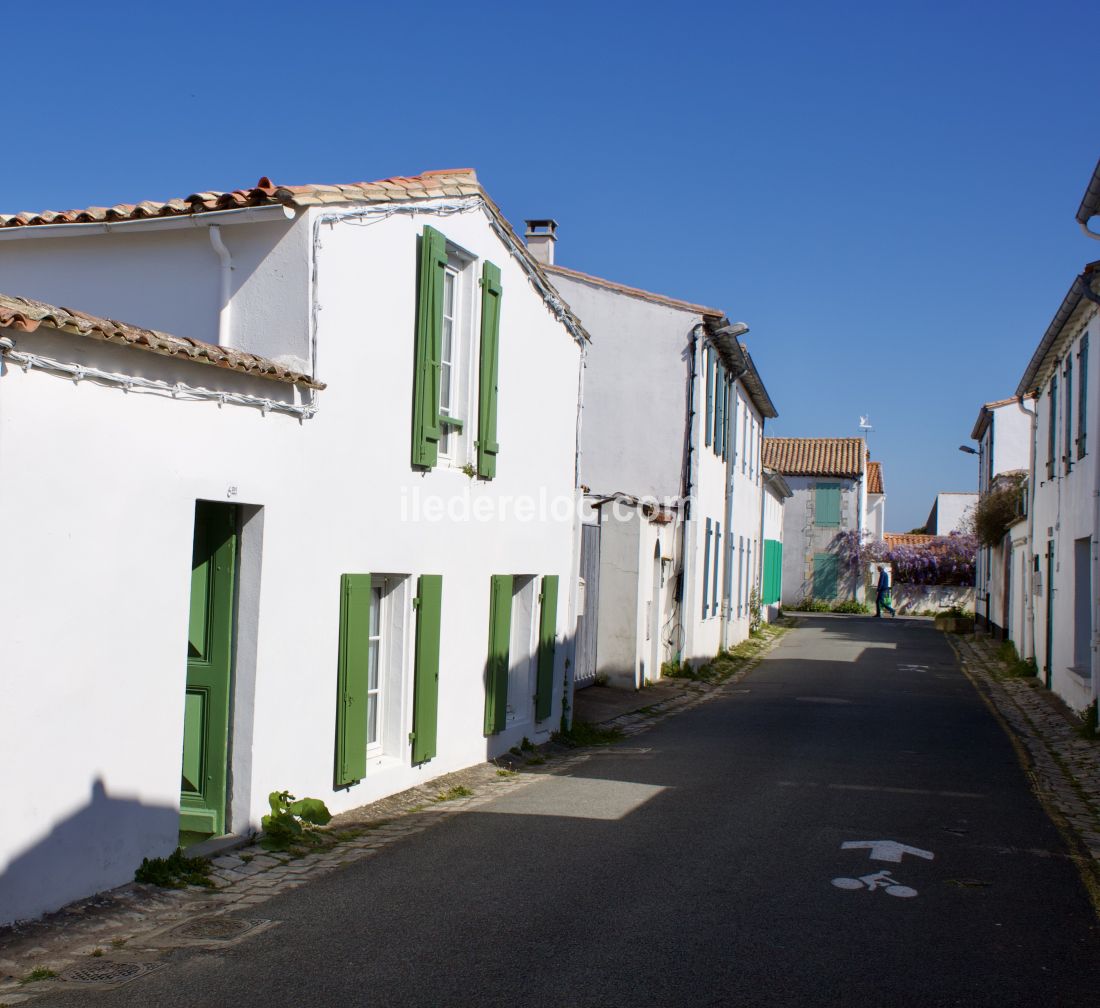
[858,415,873,433]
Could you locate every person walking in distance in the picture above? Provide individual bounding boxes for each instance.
[875,565,896,618]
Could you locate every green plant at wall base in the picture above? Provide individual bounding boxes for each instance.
[260,790,332,852]
[792,598,832,612]
[134,848,214,889]
[435,785,473,801]
[831,599,870,614]
[748,589,763,635]
[461,463,477,479]
[661,658,688,678]
[1078,701,1098,740]
[20,968,58,985]
[553,720,624,747]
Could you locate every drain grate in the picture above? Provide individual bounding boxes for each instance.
[168,916,270,942]
[61,961,163,986]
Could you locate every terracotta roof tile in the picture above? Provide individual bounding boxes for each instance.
[544,263,725,317]
[0,168,591,347]
[867,461,883,494]
[0,293,324,389]
[884,533,936,549]
[761,437,865,479]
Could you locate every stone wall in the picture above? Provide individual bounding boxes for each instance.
[892,584,975,614]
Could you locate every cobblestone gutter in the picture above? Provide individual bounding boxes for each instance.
[950,632,1100,910]
[0,628,788,1003]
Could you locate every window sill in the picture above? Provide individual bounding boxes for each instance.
[1066,665,1093,685]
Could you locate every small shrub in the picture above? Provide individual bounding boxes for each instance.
[20,968,58,985]
[553,721,624,747]
[832,599,870,614]
[792,598,832,612]
[496,768,516,777]
[748,589,763,635]
[974,475,1026,547]
[519,736,535,752]
[134,848,214,889]
[1078,701,1098,740]
[435,785,473,802]
[661,659,694,679]
[260,790,332,852]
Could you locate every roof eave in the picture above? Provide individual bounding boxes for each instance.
[1076,157,1100,228]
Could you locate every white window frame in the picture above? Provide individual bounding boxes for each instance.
[437,245,476,467]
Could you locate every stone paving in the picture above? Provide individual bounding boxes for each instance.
[0,627,788,1004]
[950,631,1100,899]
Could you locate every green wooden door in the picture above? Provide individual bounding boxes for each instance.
[813,552,838,600]
[181,502,237,839]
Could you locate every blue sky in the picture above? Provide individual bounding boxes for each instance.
[4,0,1096,531]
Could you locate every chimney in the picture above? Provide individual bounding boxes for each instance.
[524,219,558,266]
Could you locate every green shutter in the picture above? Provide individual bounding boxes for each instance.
[702,518,712,618]
[412,226,447,469]
[715,362,725,458]
[476,261,502,478]
[411,574,442,765]
[334,574,372,788]
[763,539,783,605]
[815,483,841,526]
[813,553,838,600]
[704,346,714,448]
[535,575,559,722]
[484,575,513,736]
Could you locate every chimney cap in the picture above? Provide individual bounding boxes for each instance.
[525,219,558,236]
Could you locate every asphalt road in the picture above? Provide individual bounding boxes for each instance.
[36,616,1100,1007]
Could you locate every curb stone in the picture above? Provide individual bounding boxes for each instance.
[948,631,1100,911]
[0,624,790,1000]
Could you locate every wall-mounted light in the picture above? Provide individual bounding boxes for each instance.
[958,445,978,455]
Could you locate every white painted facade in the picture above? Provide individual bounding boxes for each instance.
[971,398,1033,640]
[866,493,886,541]
[1025,288,1097,712]
[761,470,791,622]
[0,190,583,924]
[546,265,775,683]
[924,492,978,536]
[776,472,866,606]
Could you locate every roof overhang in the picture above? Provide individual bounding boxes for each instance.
[763,467,792,499]
[1076,157,1100,236]
[1015,261,1100,397]
[702,317,777,419]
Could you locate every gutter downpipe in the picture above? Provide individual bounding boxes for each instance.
[208,225,233,347]
[678,326,703,664]
[1017,394,1038,661]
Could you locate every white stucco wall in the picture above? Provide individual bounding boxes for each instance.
[0,200,582,924]
[930,492,978,535]
[866,492,885,541]
[779,474,864,606]
[547,272,695,502]
[1030,304,1098,713]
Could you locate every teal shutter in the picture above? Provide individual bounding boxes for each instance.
[813,553,838,600]
[335,574,372,788]
[715,362,726,458]
[702,518,712,618]
[704,346,714,447]
[815,483,841,526]
[484,575,513,735]
[1079,335,1089,459]
[411,574,442,764]
[412,226,447,468]
[763,540,783,605]
[535,575,559,722]
[713,522,721,615]
[476,261,502,478]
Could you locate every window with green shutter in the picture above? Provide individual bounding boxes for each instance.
[815,483,841,527]
[334,574,372,788]
[476,261,502,478]
[715,362,726,458]
[534,575,559,722]
[702,518,712,618]
[411,574,443,765]
[704,346,714,448]
[484,575,513,736]
[412,226,447,468]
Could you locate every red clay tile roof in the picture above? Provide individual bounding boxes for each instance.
[0,169,590,346]
[761,437,865,479]
[0,169,483,228]
[884,533,935,548]
[867,461,883,494]
[0,293,323,388]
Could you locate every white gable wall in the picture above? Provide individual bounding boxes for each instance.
[0,200,582,924]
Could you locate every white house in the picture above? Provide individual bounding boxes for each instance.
[969,396,1034,642]
[762,437,869,606]
[865,460,886,542]
[0,169,587,924]
[923,492,978,535]
[527,225,777,684]
[760,468,792,621]
[1014,259,1097,711]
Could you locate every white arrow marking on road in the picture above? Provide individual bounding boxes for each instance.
[841,840,934,863]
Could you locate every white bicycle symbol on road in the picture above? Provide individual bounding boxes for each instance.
[832,869,918,898]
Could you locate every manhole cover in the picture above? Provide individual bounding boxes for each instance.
[61,961,162,986]
[170,916,267,941]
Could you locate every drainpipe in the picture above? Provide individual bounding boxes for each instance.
[1017,394,1038,660]
[208,225,233,346]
